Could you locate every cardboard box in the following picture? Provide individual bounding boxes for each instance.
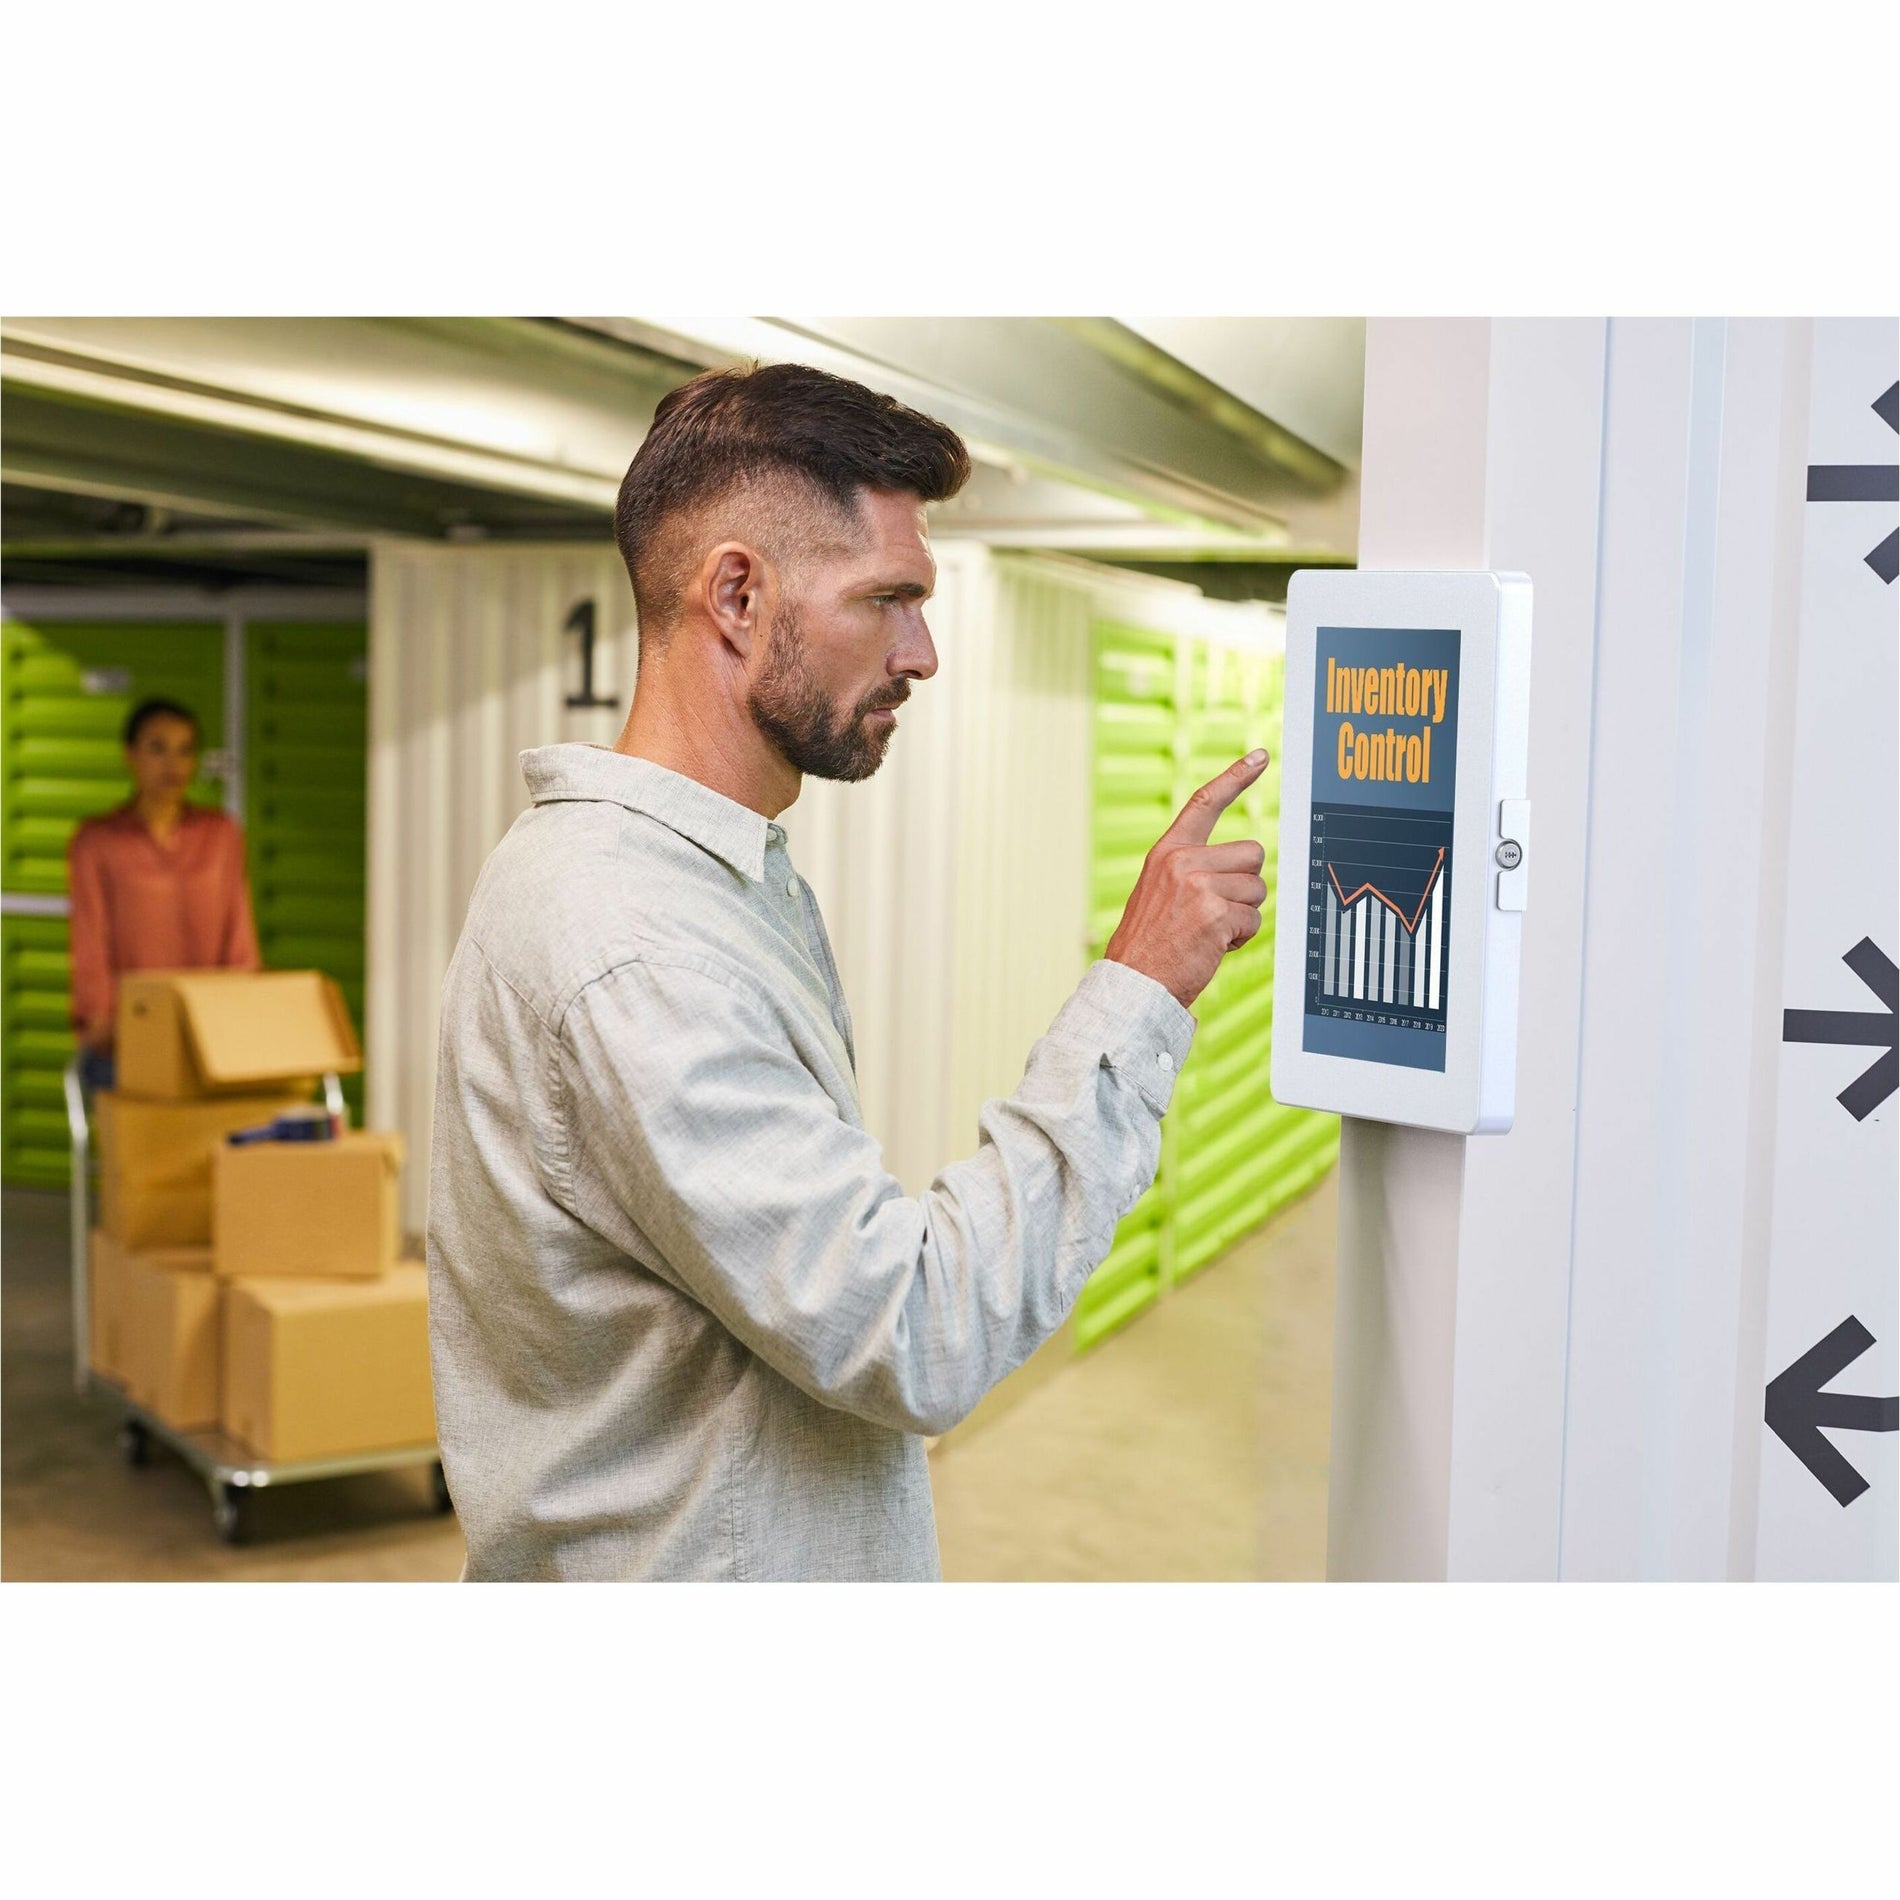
[90,1230,221,1387]
[222,1264,434,1461]
[116,969,361,1101]
[214,1132,405,1280]
[120,1247,220,1431]
[88,1227,129,1383]
[96,1089,314,1248]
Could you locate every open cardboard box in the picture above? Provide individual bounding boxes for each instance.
[116,970,361,1101]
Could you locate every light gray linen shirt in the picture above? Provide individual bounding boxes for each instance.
[427,743,1196,1580]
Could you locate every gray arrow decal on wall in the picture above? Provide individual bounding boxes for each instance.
[1805,465,1898,501]
[1783,937,1899,1120]
[1766,1317,1898,1506]
[1807,381,1899,583]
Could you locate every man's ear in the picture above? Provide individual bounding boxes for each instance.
[701,542,764,660]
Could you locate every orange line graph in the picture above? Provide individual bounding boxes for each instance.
[1327,848,1446,934]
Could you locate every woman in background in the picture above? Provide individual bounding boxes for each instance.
[67,698,261,1089]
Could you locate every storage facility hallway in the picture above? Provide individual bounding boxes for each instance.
[1,1177,1337,1581]
[2,316,1362,1585]
[13,315,1890,1589]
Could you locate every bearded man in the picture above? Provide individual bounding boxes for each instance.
[428,363,1270,1580]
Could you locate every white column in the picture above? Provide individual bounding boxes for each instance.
[1329,319,1610,1579]
[1555,321,1728,1574]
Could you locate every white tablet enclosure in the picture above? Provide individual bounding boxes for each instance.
[1270,571,1532,1135]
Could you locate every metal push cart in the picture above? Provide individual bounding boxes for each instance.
[66,1057,451,1545]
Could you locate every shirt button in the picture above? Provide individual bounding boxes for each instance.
[1155,1050,1174,1073]
[786,875,798,897]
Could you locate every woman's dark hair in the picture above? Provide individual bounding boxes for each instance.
[122,698,202,748]
[615,361,971,640]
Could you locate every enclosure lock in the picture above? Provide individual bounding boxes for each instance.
[1495,798,1531,913]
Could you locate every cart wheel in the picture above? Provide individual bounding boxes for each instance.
[212,1484,248,1546]
[119,1420,150,1467]
[431,1462,455,1515]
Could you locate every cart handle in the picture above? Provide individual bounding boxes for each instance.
[64,1054,91,1394]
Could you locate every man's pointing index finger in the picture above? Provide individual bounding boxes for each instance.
[1160,749,1271,849]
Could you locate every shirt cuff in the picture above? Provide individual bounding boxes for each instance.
[1049,958,1198,1114]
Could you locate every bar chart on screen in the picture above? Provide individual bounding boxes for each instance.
[1306,803,1453,1032]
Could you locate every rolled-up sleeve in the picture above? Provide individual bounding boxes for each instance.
[556,955,1195,1436]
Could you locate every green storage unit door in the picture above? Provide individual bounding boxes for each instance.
[1,620,228,1187]
[245,623,369,1125]
[1077,622,1183,1343]
[1074,619,1339,1351]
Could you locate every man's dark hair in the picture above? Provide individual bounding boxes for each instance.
[614,362,971,642]
[122,698,202,748]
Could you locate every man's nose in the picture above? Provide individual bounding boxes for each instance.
[893,614,939,682]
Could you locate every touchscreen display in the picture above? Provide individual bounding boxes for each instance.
[1301,625,1461,1072]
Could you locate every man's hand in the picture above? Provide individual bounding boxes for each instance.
[79,1015,113,1054]
[1104,749,1271,1010]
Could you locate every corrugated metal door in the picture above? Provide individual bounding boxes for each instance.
[943,556,1094,1189]
[246,622,369,1124]
[1075,619,1339,1349]
[367,544,639,1234]
[1,619,227,1186]
[1075,620,1181,1343]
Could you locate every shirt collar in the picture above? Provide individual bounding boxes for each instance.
[103,800,215,831]
[520,744,772,883]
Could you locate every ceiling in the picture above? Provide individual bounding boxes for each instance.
[1,316,1361,596]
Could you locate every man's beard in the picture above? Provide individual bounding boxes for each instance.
[747,601,908,783]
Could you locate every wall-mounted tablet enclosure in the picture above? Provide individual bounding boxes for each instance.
[1271,570,1532,1135]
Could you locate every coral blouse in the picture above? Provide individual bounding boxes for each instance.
[67,803,261,1033]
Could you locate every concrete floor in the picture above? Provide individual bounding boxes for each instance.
[1,1176,1336,1582]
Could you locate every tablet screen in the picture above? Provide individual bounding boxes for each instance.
[1301,625,1462,1072]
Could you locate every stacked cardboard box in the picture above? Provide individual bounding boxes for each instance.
[91,971,435,1461]
[223,1263,433,1461]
